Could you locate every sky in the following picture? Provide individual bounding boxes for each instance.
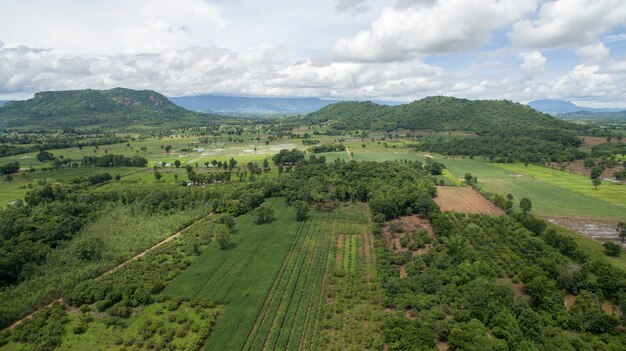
[1,0,626,106]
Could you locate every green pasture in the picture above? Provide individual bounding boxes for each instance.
[162,198,301,350]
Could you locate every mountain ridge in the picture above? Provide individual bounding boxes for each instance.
[303,96,582,135]
[0,88,226,129]
[528,99,623,114]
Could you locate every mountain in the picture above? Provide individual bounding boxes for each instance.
[559,110,626,122]
[169,95,338,115]
[304,96,582,135]
[528,99,622,114]
[169,95,405,115]
[0,88,225,129]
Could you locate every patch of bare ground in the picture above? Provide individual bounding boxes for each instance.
[548,160,624,181]
[382,216,435,278]
[435,186,505,215]
[399,265,407,278]
[437,342,450,351]
[545,217,624,247]
[580,136,611,147]
[565,294,622,317]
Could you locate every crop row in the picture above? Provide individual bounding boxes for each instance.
[244,215,330,351]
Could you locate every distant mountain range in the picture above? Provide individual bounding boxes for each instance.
[168,95,403,115]
[169,95,337,115]
[527,99,624,114]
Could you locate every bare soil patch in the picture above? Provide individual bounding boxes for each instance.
[580,136,609,147]
[382,216,434,255]
[435,186,504,215]
[437,341,449,351]
[545,217,624,247]
[548,160,623,181]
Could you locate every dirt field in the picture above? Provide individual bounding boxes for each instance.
[580,136,610,147]
[435,186,504,215]
[548,160,624,181]
[546,217,624,247]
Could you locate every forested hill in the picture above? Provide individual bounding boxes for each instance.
[304,96,583,136]
[0,88,227,129]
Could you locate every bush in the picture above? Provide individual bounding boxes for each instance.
[603,242,622,257]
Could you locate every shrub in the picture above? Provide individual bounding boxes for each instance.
[603,242,622,257]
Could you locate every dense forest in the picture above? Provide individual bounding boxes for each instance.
[302,97,584,135]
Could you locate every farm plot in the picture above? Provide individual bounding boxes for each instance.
[435,186,504,215]
[314,204,384,351]
[161,199,300,350]
[163,199,383,350]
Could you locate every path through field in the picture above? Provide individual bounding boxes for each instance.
[4,212,213,332]
[345,147,353,160]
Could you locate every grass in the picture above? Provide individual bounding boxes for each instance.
[550,223,626,271]
[161,200,383,350]
[0,205,209,328]
[162,198,301,350]
[493,163,626,208]
[51,301,222,351]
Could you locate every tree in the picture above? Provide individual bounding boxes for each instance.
[519,198,532,214]
[592,177,601,190]
[590,165,603,179]
[228,158,237,170]
[154,172,162,181]
[254,203,275,224]
[213,224,231,249]
[293,201,309,222]
[165,145,172,154]
[174,160,181,168]
[36,151,55,162]
[617,222,626,243]
[603,242,621,257]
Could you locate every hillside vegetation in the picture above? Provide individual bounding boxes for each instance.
[304,96,582,136]
[0,88,226,129]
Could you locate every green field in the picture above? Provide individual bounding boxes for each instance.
[406,154,626,221]
[162,199,301,350]
[162,199,382,350]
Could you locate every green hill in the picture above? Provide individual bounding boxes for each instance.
[0,88,226,129]
[305,96,583,136]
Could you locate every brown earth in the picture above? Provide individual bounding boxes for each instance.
[545,217,624,246]
[547,160,624,181]
[435,186,504,215]
[580,136,611,147]
[382,216,435,278]
[345,147,353,160]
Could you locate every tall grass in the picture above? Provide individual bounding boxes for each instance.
[0,204,209,328]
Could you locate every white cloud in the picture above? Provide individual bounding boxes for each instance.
[332,0,537,62]
[510,0,626,48]
[518,51,546,75]
[0,41,453,101]
[575,43,610,63]
[534,64,615,100]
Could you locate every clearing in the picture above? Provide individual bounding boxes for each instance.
[435,186,504,215]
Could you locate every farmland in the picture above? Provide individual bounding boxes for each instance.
[434,186,504,215]
[162,200,383,351]
[1,89,626,351]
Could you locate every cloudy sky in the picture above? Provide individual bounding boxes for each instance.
[1,0,626,106]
